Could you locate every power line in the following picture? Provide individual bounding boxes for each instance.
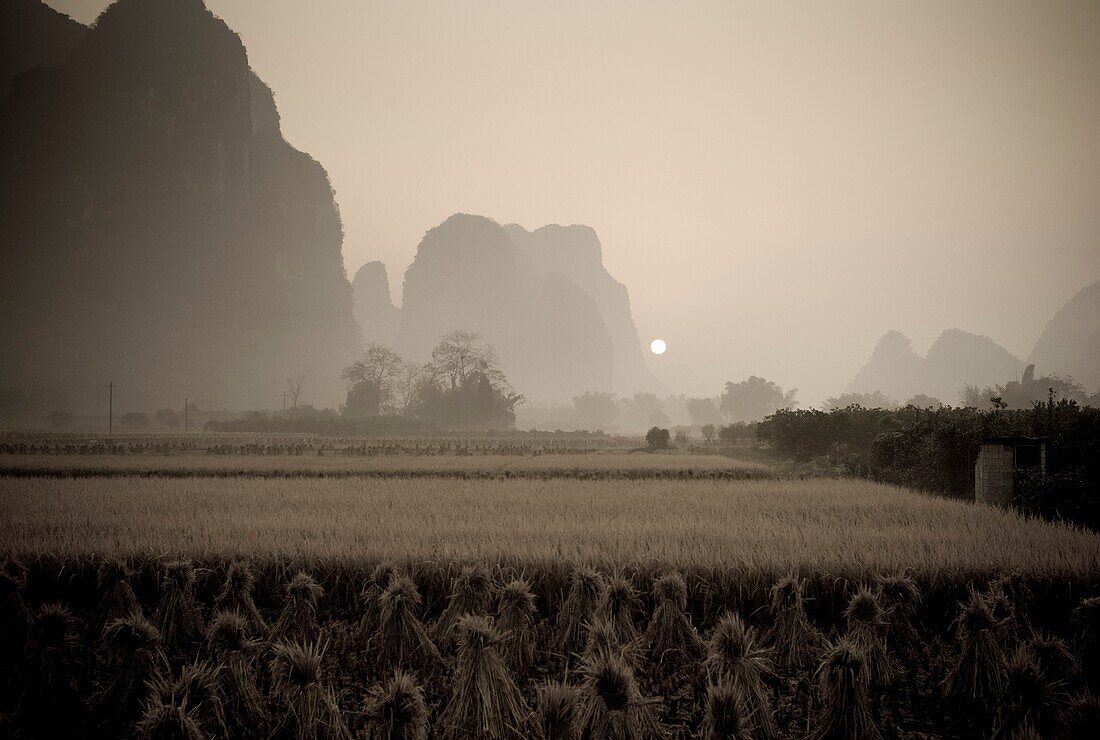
[106,381,115,436]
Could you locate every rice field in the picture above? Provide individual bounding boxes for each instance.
[0,451,770,479]
[0,477,1096,576]
[2,472,1098,737]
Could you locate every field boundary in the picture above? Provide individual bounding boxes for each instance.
[0,466,786,481]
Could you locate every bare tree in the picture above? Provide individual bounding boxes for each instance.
[431,330,509,391]
[286,375,305,409]
[341,344,405,414]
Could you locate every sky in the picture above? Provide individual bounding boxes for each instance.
[49,0,1100,405]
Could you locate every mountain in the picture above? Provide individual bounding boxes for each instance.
[352,261,400,347]
[0,0,84,101]
[0,0,360,417]
[1028,280,1100,391]
[394,214,626,402]
[924,329,1025,401]
[503,223,652,394]
[847,329,1023,404]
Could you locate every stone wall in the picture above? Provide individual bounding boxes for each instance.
[975,444,1015,507]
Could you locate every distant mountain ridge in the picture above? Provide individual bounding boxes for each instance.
[1028,280,1100,391]
[0,0,360,416]
[847,329,1024,404]
[354,214,654,402]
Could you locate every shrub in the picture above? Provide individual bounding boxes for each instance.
[645,427,670,449]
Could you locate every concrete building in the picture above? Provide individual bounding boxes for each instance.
[974,436,1047,507]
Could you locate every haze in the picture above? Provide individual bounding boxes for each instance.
[48,0,1100,405]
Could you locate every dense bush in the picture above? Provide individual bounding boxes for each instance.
[757,401,1100,525]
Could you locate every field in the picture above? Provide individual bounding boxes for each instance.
[1,449,1099,738]
[0,451,771,479]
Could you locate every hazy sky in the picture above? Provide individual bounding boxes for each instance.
[50,0,1100,405]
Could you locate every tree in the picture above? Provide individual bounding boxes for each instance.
[286,375,305,409]
[685,397,723,427]
[620,392,665,431]
[645,426,671,449]
[154,408,182,428]
[823,391,897,411]
[573,391,618,429]
[701,423,717,444]
[431,330,506,391]
[719,376,798,423]
[411,331,522,430]
[341,344,405,416]
[397,361,430,415]
[120,411,148,429]
[904,394,943,408]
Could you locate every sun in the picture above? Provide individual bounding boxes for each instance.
[650,338,667,355]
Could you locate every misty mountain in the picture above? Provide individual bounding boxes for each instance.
[0,0,360,416]
[0,0,84,101]
[352,261,400,347]
[847,329,1023,404]
[503,223,652,395]
[1028,280,1100,390]
[355,214,652,402]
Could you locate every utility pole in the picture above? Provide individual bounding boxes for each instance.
[282,390,288,412]
[184,398,189,434]
[107,381,115,436]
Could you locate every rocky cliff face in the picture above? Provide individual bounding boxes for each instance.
[0,0,360,416]
[1028,280,1100,391]
[352,261,400,347]
[388,213,640,402]
[848,329,1023,404]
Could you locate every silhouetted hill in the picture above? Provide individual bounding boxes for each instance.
[395,214,627,401]
[504,223,652,394]
[848,329,1023,404]
[0,0,359,417]
[1028,280,1100,390]
[0,0,84,101]
[353,261,400,347]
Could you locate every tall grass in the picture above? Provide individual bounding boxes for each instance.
[4,478,1097,579]
[496,578,538,674]
[577,651,661,739]
[434,564,492,649]
[214,561,266,633]
[97,612,167,730]
[206,610,267,735]
[642,571,704,667]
